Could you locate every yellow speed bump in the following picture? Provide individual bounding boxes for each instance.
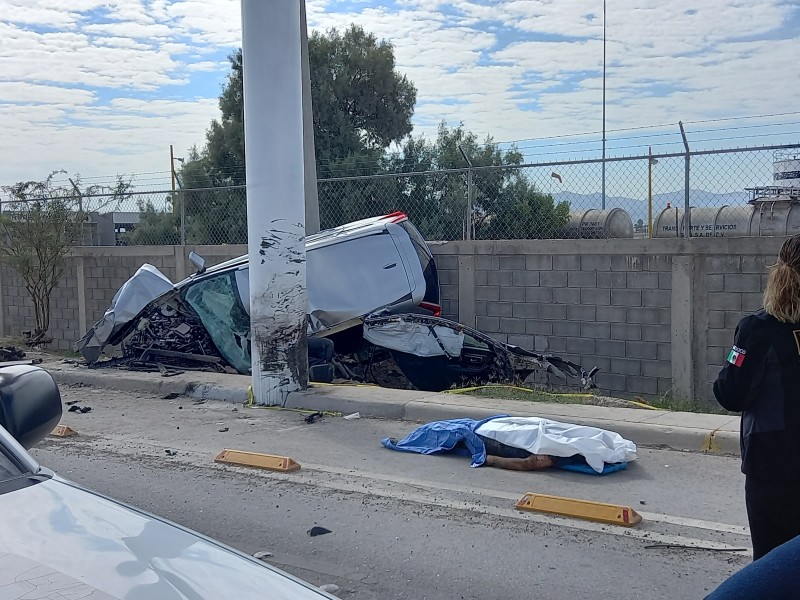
[50,425,78,437]
[214,449,301,472]
[515,492,642,527]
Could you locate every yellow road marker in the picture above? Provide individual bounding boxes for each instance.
[50,425,78,437]
[515,492,642,527]
[214,449,301,472]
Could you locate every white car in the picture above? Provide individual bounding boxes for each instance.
[0,365,334,599]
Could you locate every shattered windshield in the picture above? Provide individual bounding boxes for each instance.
[183,272,251,374]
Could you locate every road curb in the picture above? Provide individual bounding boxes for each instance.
[46,366,740,455]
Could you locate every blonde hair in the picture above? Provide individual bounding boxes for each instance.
[764,235,800,323]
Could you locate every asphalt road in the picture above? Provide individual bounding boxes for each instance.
[29,386,752,599]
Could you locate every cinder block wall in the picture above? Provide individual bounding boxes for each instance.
[0,237,783,406]
[431,237,784,407]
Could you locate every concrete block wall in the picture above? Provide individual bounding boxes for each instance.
[434,237,786,406]
[0,237,786,406]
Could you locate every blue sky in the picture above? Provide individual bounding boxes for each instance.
[0,0,799,190]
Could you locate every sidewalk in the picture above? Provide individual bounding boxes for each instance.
[45,361,741,455]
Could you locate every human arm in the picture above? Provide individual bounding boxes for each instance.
[713,316,766,413]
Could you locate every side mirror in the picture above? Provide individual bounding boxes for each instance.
[0,366,62,449]
[189,251,207,275]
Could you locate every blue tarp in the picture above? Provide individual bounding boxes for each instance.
[381,416,507,467]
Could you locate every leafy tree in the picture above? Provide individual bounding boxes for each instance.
[0,171,131,344]
[387,122,570,241]
[123,199,181,246]
[178,25,417,242]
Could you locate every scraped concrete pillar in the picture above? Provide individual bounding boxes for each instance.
[242,0,308,405]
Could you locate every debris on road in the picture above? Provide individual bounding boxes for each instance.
[253,551,274,561]
[164,449,178,456]
[644,543,747,552]
[383,416,637,474]
[319,584,340,594]
[308,526,332,537]
[304,411,324,424]
[343,412,361,420]
[218,427,229,433]
[161,392,181,400]
[67,405,92,414]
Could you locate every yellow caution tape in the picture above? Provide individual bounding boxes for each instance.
[444,384,660,410]
[244,385,341,416]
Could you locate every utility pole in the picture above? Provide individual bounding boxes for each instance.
[601,0,607,210]
[241,0,308,405]
[300,0,320,235]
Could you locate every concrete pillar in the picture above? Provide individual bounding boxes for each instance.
[458,254,476,328]
[300,0,320,235]
[671,256,694,402]
[242,0,308,405]
[0,269,5,337]
[76,257,87,337]
[174,246,186,282]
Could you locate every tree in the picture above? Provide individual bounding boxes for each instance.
[178,25,417,242]
[0,171,131,344]
[387,122,571,241]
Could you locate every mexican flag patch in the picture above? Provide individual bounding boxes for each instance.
[727,346,746,367]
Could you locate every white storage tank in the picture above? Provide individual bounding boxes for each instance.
[653,202,800,238]
[653,206,756,238]
[565,209,634,239]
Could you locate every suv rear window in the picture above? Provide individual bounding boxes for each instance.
[399,221,440,305]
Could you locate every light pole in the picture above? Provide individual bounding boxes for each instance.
[169,144,185,245]
[601,0,606,210]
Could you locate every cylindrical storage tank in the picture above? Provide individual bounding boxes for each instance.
[564,209,634,239]
[652,205,756,238]
[751,201,800,236]
[773,156,800,188]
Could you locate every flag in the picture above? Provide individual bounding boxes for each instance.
[551,172,562,183]
[727,346,746,367]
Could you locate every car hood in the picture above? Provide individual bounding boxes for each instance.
[0,476,330,599]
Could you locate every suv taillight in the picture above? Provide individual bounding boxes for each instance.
[420,302,442,317]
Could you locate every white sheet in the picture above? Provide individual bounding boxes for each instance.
[475,416,637,473]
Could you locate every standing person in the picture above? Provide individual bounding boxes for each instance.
[714,235,800,560]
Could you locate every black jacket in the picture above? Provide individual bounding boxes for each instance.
[714,309,800,481]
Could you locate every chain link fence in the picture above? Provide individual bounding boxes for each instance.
[8,144,794,245]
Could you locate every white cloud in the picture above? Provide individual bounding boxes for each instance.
[0,0,797,186]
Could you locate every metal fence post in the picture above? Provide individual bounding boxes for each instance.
[679,121,691,239]
[179,189,186,246]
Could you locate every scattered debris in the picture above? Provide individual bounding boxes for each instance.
[640,500,647,505]
[319,584,340,594]
[304,411,324,424]
[343,412,361,420]
[253,551,273,561]
[161,392,181,400]
[68,405,92,414]
[65,400,80,406]
[164,449,178,456]
[308,526,331,537]
[0,346,25,361]
[218,427,229,433]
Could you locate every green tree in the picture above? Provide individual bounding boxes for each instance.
[0,171,131,343]
[387,122,570,241]
[179,25,417,242]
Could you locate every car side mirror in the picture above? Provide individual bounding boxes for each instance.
[0,366,62,449]
[189,251,207,275]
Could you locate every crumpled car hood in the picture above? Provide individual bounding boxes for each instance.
[0,476,329,599]
[74,264,174,363]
